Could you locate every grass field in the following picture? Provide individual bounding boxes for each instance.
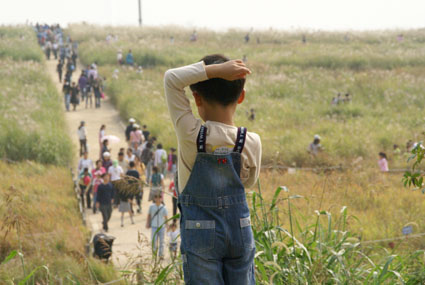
[0,161,121,283]
[0,26,72,165]
[69,24,425,168]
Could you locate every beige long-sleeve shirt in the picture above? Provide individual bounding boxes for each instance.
[164,62,262,190]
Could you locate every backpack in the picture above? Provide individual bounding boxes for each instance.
[141,148,152,165]
[151,173,161,187]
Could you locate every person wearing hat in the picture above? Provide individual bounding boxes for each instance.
[102,151,112,171]
[77,121,87,156]
[130,124,144,152]
[125,118,136,147]
[308,134,323,156]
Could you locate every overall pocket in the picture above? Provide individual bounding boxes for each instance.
[240,216,255,249]
[184,220,215,253]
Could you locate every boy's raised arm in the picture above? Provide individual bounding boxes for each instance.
[164,62,208,138]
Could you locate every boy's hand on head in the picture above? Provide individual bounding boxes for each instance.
[206,60,251,81]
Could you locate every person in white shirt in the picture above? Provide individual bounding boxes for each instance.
[125,148,136,163]
[78,151,94,174]
[77,121,87,156]
[108,160,124,182]
[154,144,167,175]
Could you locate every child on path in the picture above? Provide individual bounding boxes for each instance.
[164,55,261,284]
[146,194,168,259]
[168,222,179,260]
[149,166,164,201]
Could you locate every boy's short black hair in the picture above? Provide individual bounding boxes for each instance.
[129,161,135,168]
[190,54,245,106]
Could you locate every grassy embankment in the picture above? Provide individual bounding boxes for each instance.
[0,26,121,283]
[66,25,425,283]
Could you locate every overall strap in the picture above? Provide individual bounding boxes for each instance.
[233,127,247,153]
[196,125,208,153]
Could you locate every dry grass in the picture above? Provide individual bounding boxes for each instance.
[256,169,425,248]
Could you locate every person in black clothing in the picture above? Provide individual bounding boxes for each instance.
[57,60,63,82]
[70,82,79,111]
[126,161,142,213]
[142,125,150,141]
[96,174,114,232]
[126,118,136,146]
[71,50,78,67]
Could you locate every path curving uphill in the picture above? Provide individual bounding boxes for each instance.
[45,58,174,269]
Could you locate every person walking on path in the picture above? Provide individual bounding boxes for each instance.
[102,152,112,172]
[92,170,103,214]
[125,118,136,147]
[146,194,168,259]
[167,147,177,179]
[78,167,92,209]
[70,82,79,111]
[93,79,103,108]
[96,174,114,232]
[78,151,94,174]
[99,125,106,158]
[108,160,124,207]
[78,71,88,107]
[118,187,135,227]
[168,178,178,219]
[130,124,144,152]
[77,121,88,156]
[57,60,63,82]
[62,81,71,111]
[154,144,167,175]
[149,166,164,201]
[168,222,179,261]
[141,142,154,183]
[128,160,143,213]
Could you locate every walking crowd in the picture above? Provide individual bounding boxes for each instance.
[77,118,179,260]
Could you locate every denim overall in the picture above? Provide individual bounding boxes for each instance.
[179,126,255,284]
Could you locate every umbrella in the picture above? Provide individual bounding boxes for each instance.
[102,135,120,144]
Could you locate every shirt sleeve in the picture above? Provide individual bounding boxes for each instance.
[164,62,208,141]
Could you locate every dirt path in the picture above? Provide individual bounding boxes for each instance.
[46,58,174,269]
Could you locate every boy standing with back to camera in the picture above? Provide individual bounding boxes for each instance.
[164,55,261,284]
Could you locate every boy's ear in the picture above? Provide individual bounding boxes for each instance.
[237,89,245,104]
[193,92,202,107]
